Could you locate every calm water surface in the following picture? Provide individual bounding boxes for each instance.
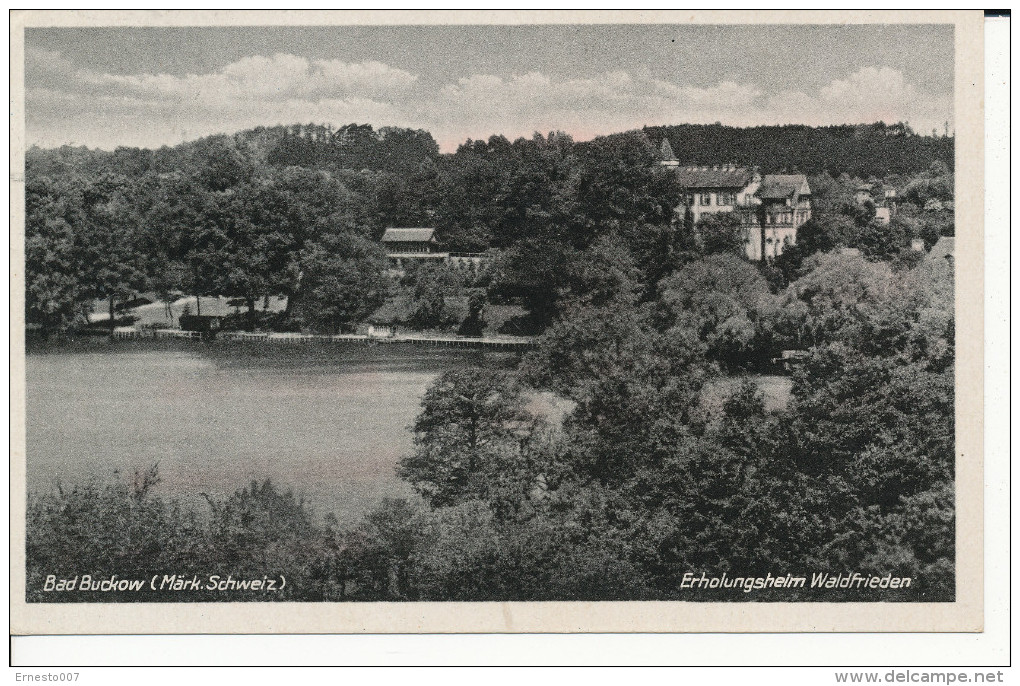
[26,341,497,523]
[26,341,791,524]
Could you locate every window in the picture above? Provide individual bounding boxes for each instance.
[701,193,713,206]
[718,192,735,206]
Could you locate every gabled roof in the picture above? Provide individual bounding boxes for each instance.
[381,228,437,243]
[676,165,754,189]
[756,174,811,201]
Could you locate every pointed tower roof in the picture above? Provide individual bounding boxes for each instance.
[660,138,678,162]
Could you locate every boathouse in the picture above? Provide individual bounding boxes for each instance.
[381,227,449,270]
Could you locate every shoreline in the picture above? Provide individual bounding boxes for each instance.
[23,332,531,358]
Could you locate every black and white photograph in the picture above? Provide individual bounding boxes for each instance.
[11,10,985,635]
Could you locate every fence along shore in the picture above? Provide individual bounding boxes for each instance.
[111,327,536,350]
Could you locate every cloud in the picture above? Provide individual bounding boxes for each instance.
[423,70,769,148]
[763,66,951,134]
[821,66,916,108]
[419,66,950,150]
[79,53,417,103]
[24,50,420,149]
[24,50,952,152]
[24,47,80,89]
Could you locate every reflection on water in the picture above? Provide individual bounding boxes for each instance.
[26,341,502,524]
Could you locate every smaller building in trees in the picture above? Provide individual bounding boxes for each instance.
[381,228,449,269]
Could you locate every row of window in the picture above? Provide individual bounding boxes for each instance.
[762,211,811,225]
[685,192,739,207]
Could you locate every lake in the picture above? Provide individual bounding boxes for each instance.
[25,340,506,524]
[25,340,792,525]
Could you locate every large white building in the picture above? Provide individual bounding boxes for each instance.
[670,155,812,261]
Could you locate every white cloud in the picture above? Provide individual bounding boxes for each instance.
[821,66,915,107]
[24,51,952,152]
[762,67,951,134]
[422,71,770,148]
[81,53,417,103]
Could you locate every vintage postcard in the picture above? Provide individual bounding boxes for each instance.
[10,10,984,634]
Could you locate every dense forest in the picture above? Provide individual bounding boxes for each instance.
[26,121,954,336]
[25,121,956,602]
[646,121,954,177]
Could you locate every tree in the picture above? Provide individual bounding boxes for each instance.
[397,368,542,509]
[569,131,681,247]
[526,295,712,484]
[779,250,897,349]
[560,236,643,309]
[135,171,212,315]
[190,135,255,192]
[296,234,390,333]
[457,288,487,337]
[76,173,149,330]
[657,254,781,369]
[25,216,84,332]
[376,127,441,174]
[619,222,685,300]
[853,217,913,260]
[902,161,954,208]
[406,261,463,330]
[25,175,88,332]
[696,211,746,255]
[485,239,576,331]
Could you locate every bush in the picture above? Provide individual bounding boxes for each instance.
[26,467,338,602]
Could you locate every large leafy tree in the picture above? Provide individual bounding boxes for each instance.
[658,254,781,369]
[398,368,543,509]
[295,233,390,334]
[406,261,463,330]
[485,239,576,331]
[569,131,681,247]
[76,173,149,328]
[25,216,83,331]
[24,175,90,331]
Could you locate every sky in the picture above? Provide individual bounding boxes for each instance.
[23,24,955,153]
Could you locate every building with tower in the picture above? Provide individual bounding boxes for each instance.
[662,140,812,261]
